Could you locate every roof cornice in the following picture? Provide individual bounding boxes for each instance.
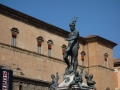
[85,35,117,48]
[0,4,117,47]
[0,4,86,44]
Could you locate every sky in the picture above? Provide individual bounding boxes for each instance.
[0,0,120,58]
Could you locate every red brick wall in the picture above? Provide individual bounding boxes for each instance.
[114,72,118,88]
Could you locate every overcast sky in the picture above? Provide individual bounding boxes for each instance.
[0,0,120,58]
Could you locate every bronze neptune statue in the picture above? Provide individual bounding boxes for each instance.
[63,17,79,74]
[49,18,96,90]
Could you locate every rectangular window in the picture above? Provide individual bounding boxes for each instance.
[48,49,51,57]
[37,46,41,54]
[104,60,108,67]
[12,36,16,46]
[82,60,84,66]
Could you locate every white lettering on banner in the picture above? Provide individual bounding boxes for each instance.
[2,71,8,90]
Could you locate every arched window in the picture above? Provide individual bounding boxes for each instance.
[61,44,72,62]
[106,87,110,90]
[104,53,108,67]
[11,27,19,46]
[81,51,86,66]
[61,44,67,60]
[61,44,67,55]
[47,40,53,57]
[36,36,44,54]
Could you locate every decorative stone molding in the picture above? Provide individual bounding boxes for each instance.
[0,42,65,64]
[0,4,86,45]
[12,75,49,90]
[85,35,117,48]
[47,40,53,49]
[61,44,67,50]
[0,42,85,70]
[0,4,117,47]
[11,27,19,35]
[37,36,44,46]
[0,42,113,71]
[88,65,114,71]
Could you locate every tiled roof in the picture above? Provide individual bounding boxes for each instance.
[114,58,120,63]
[114,58,120,67]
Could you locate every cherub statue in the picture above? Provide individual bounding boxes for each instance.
[85,71,96,90]
[68,68,83,89]
[49,72,60,90]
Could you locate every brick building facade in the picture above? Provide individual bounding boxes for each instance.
[0,4,117,90]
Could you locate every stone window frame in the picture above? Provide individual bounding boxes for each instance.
[36,36,44,54]
[61,44,67,55]
[104,53,108,68]
[61,44,72,64]
[61,44,67,60]
[81,51,86,66]
[47,40,53,57]
[11,27,19,46]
